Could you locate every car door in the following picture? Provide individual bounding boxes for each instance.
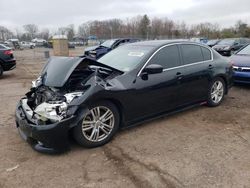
[131,44,182,121]
[177,44,212,106]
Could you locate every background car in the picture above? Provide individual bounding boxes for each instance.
[0,44,16,76]
[213,38,250,56]
[20,41,36,49]
[190,37,208,44]
[16,40,233,153]
[231,44,250,83]
[84,38,140,59]
[4,39,23,50]
[207,39,220,47]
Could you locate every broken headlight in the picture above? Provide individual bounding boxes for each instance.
[34,92,84,123]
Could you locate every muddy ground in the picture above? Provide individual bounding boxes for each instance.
[0,47,250,188]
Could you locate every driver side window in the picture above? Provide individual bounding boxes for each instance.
[148,45,181,69]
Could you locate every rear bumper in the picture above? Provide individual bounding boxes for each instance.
[233,71,250,84]
[2,59,16,71]
[15,99,76,154]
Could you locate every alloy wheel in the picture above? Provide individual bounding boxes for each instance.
[81,106,115,142]
[211,80,224,104]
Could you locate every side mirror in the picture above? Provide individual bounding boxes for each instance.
[143,64,163,75]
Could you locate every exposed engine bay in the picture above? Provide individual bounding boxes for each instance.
[23,57,122,124]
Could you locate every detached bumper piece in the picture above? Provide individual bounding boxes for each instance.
[15,99,75,154]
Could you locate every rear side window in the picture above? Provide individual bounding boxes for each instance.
[181,44,203,65]
[201,47,212,61]
[149,45,180,69]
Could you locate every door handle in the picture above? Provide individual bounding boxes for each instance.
[176,72,183,80]
[208,64,213,69]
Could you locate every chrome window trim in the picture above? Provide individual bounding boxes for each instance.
[137,42,214,76]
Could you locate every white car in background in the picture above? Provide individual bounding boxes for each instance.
[20,41,36,49]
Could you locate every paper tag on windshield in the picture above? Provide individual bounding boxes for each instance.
[128,52,144,57]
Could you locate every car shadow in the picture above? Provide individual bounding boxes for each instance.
[233,83,250,90]
[0,73,15,80]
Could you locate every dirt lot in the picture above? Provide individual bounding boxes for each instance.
[0,48,250,188]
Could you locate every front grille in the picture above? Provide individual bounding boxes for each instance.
[233,67,250,72]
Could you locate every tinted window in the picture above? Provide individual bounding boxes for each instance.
[148,45,180,69]
[201,47,212,61]
[181,44,203,64]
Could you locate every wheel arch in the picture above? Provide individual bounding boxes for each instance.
[97,98,124,128]
[214,74,228,94]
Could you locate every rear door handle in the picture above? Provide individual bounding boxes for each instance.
[208,64,213,69]
[176,72,183,80]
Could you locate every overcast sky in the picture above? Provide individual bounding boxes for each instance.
[0,0,250,32]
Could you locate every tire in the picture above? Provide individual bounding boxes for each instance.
[0,64,3,77]
[207,77,225,107]
[73,101,120,148]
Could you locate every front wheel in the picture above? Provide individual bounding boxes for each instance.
[73,101,120,148]
[207,78,225,107]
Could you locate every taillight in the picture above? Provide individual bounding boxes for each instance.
[4,50,13,55]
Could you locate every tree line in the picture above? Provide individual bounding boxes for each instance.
[0,15,250,42]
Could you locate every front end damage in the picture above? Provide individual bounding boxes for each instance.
[15,56,122,153]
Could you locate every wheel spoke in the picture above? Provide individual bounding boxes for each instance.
[100,110,113,122]
[82,120,95,125]
[100,126,109,135]
[82,125,94,131]
[217,82,222,90]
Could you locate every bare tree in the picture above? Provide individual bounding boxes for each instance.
[23,24,38,39]
[0,26,13,41]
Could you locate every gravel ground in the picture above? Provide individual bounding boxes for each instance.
[0,47,250,188]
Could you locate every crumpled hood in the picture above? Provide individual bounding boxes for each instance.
[40,56,122,88]
[84,45,99,52]
[231,55,250,67]
[85,45,109,52]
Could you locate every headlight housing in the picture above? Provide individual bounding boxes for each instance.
[34,92,84,123]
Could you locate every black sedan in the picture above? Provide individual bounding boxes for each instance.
[212,38,250,56]
[84,38,140,59]
[0,44,16,76]
[15,40,233,153]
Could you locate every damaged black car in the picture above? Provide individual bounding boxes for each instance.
[15,40,233,153]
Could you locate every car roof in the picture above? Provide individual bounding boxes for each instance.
[127,39,195,48]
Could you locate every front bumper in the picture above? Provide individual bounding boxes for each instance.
[233,71,250,84]
[15,99,77,154]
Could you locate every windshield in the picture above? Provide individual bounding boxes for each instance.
[98,45,154,72]
[207,40,218,45]
[217,39,235,45]
[101,40,116,48]
[237,44,250,55]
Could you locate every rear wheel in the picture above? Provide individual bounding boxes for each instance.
[0,65,3,77]
[207,78,225,107]
[73,101,120,148]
